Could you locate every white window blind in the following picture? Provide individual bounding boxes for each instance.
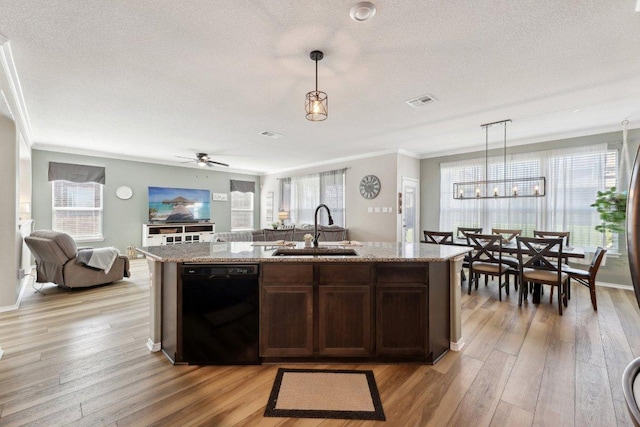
[280,169,346,226]
[231,190,254,231]
[440,144,613,249]
[52,180,103,241]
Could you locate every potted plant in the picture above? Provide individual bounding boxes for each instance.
[591,186,627,250]
[271,222,279,230]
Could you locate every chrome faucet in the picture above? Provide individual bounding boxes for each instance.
[313,204,334,247]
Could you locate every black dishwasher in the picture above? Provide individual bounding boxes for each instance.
[181,264,260,365]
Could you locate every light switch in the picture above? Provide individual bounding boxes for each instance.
[375,207,381,213]
[388,207,393,213]
[382,207,388,213]
[367,207,373,213]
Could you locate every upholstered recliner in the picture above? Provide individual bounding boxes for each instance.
[24,230,130,289]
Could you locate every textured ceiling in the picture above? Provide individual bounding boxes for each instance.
[1,0,639,174]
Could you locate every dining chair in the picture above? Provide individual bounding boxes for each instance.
[533,230,570,246]
[561,246,606,310]
[466,233,511,301]
[457,226,482,239]
[490,228,522,288]
[491,228,522,243]
[516,236,569,315]
[533,230,571,298]
[423,230,454,244]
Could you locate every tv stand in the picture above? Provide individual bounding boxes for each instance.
[142,223,215,247]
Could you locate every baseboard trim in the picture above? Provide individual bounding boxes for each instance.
[596,281,633,291]
[450,338,465,352]
[0,273,32,313]
[147,338,161,352]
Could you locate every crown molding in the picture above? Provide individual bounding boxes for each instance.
[0,38,32,146]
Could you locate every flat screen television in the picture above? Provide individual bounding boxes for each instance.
[148,186,211,223]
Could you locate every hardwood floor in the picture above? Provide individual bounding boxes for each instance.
[0,259,637,426]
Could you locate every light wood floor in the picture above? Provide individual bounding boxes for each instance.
[0,259,638,426]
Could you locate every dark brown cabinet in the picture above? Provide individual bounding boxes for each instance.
[376,264,429,357]
[260,285,313,356]
[318,264,372,357]
[258,261,450,363]
[260,263,314,357]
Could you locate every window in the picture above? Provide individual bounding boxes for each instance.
[230,180,255,231]
[279,169,346,226]
[440,144,615,250]
[52,180,103,241]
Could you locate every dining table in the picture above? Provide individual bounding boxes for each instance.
[423,237,586,304]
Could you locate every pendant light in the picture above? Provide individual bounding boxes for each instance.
[453,119,546,199]
[305,50,328,121]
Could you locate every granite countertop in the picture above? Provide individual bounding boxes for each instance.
[136,241,471,263]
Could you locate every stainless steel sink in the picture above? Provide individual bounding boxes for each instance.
[272,247,358,256]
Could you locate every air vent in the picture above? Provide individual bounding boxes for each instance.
[406,94,436,108]
[259,131,282,139]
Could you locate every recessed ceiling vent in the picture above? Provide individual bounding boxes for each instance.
[406,94,436,108]
[259,131,282,139]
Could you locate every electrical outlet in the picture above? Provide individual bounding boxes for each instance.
[18,268,25,279]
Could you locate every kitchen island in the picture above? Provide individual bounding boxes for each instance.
[137,241,469,365]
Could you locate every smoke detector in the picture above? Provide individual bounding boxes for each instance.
[406,94,436,108]
[350,2,376,22]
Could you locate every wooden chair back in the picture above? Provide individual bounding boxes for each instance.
[466,233,503,264]
[423,230,454,244]
[491,228,522,243]
[589,246,607,276]
[457,226,482,239]
[533,230,571,247]
[516,236,564,274]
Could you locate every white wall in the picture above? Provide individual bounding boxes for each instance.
[0,111,19,308]
[261,153,402,242]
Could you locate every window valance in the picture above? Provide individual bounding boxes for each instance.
[230,180,255,193]
[48,162,106,184]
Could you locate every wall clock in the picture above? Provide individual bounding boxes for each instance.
[115,186,133,200]
[359,175,381,199]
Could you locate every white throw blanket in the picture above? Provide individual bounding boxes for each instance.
[76,247,119,274]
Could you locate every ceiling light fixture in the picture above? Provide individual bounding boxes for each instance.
[453,119,546,199]
[350,2,376,22]
[305,50,328,121]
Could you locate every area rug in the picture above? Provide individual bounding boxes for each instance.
[263,368,386,421]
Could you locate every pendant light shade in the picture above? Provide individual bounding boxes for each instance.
[305,50,328,121]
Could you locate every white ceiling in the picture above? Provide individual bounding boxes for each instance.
[1,1,640,174]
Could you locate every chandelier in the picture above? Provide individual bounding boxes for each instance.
[453,119,546,200]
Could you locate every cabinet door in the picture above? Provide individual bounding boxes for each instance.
[260,285,313,357]
[318,285,372,356]
[376,284,427,356]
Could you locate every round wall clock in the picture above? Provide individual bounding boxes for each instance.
[115,186,133,200]
[359,175,381,199]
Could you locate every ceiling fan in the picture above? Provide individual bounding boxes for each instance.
[176,153,229,168]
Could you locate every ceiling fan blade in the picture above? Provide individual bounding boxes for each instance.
[208,160,229,167]
[175,156,196,160]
